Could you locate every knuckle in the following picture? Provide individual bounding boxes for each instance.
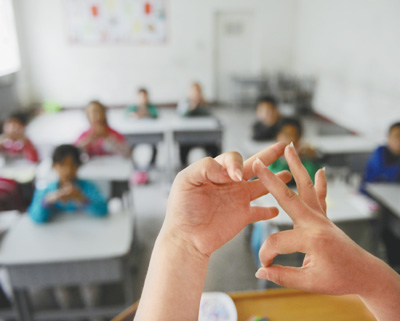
[266,233,279,249]
[284,188,297,202]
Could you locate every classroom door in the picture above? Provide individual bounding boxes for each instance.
[215,12,255,105]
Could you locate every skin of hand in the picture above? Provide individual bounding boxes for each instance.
[46,183,86,204]
[135,143,292,321]
[253,144,400,321]
[163,143,293,258]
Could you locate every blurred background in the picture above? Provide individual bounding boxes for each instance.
[0,0,400,320]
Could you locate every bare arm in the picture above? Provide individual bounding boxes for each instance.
[253,144,400,321]
[135,143,291,320]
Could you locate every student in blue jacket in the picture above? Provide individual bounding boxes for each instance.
[29,144,107,223]
[362,121,400,269]
[363,122,400,186]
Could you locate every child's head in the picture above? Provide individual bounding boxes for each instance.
[189,82,203,104]
[3,113,27,140]
[387,122,400,155]
[137,88,149,106]
[256,96,279,125]
[276,118,303,147]
[86,101,107,126]
[52,145,82,183]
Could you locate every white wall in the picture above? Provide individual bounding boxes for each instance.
[15,0,296,107]
[293,0,400,138]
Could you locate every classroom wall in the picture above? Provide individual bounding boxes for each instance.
[293,0,400,138]
[14,0,297,107]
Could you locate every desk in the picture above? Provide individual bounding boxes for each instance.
[365,183,400,219]
[111,288,375,321]
[0,159,37,184]
[252,181,376,226]
[0,212,134,321]
[308,135,377,156]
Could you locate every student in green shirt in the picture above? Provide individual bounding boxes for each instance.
[126,88,158,119]
[126,88,159,180]
[269,118,322,184]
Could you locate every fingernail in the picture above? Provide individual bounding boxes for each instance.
[289,141,295,149]
[322,167,326,172]
[255,268,268,279]
[234,169,243,182]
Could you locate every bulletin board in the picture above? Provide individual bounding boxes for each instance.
[64,0,167,44]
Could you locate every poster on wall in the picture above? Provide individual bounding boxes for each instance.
[64,0,167,44]
[0,0,21,76]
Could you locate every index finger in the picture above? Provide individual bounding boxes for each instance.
[253,157,309,224]
[243,142,286,181]
[214,152,243,182]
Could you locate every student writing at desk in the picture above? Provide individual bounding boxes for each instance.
[176,82,220,167]
[135,143,400,321]
[75,101,130,158]
[252,96,282,141]
[362,121,400,270]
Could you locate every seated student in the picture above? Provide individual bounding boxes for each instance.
[28,144,107,223]
[0,112,39,163]
[177,82,210,117]
[362,122,400,269]
[135,144,400,321]
[75,101,130,158]
[126,88,158,168]
[363,121,400,186]
[252,96,281,141]
[176,82,220,167]
[126,88,158,119]
[269,118,321,184]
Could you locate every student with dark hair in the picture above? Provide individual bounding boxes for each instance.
[176,83,220,167]
[269,118,321,184]
[362,121,400,269]
[28,144,107,223]
[75,101,130,157]
[252,96,281,141]
[126,88,158,173]
[126,88,158,119]
[363,122,400,186]
[0,112,39,163]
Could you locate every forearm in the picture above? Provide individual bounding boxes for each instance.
[135,227,209,321]
[360,257,400,321]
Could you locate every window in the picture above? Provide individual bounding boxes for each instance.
[0,0,21,77]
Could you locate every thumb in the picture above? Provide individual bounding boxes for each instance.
[255,265,305,289]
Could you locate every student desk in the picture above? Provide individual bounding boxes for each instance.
[252,181,376,226]
[365,183,400,219]
[0,159,37,184]
[0,211,134,321]
[111,288,375,321]
[36,155,134,183]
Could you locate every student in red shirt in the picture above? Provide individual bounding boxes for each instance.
[75,101,130,157]
[0,112,39,163]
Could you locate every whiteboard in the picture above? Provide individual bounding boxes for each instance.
[0,0,21,76]
[64,0,167,44]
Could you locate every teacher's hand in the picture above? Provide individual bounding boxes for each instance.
[254,144,387,297]
[162,142,292,258]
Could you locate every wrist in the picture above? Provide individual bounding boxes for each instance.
[158,226,210,265]
[358,253,400,300]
